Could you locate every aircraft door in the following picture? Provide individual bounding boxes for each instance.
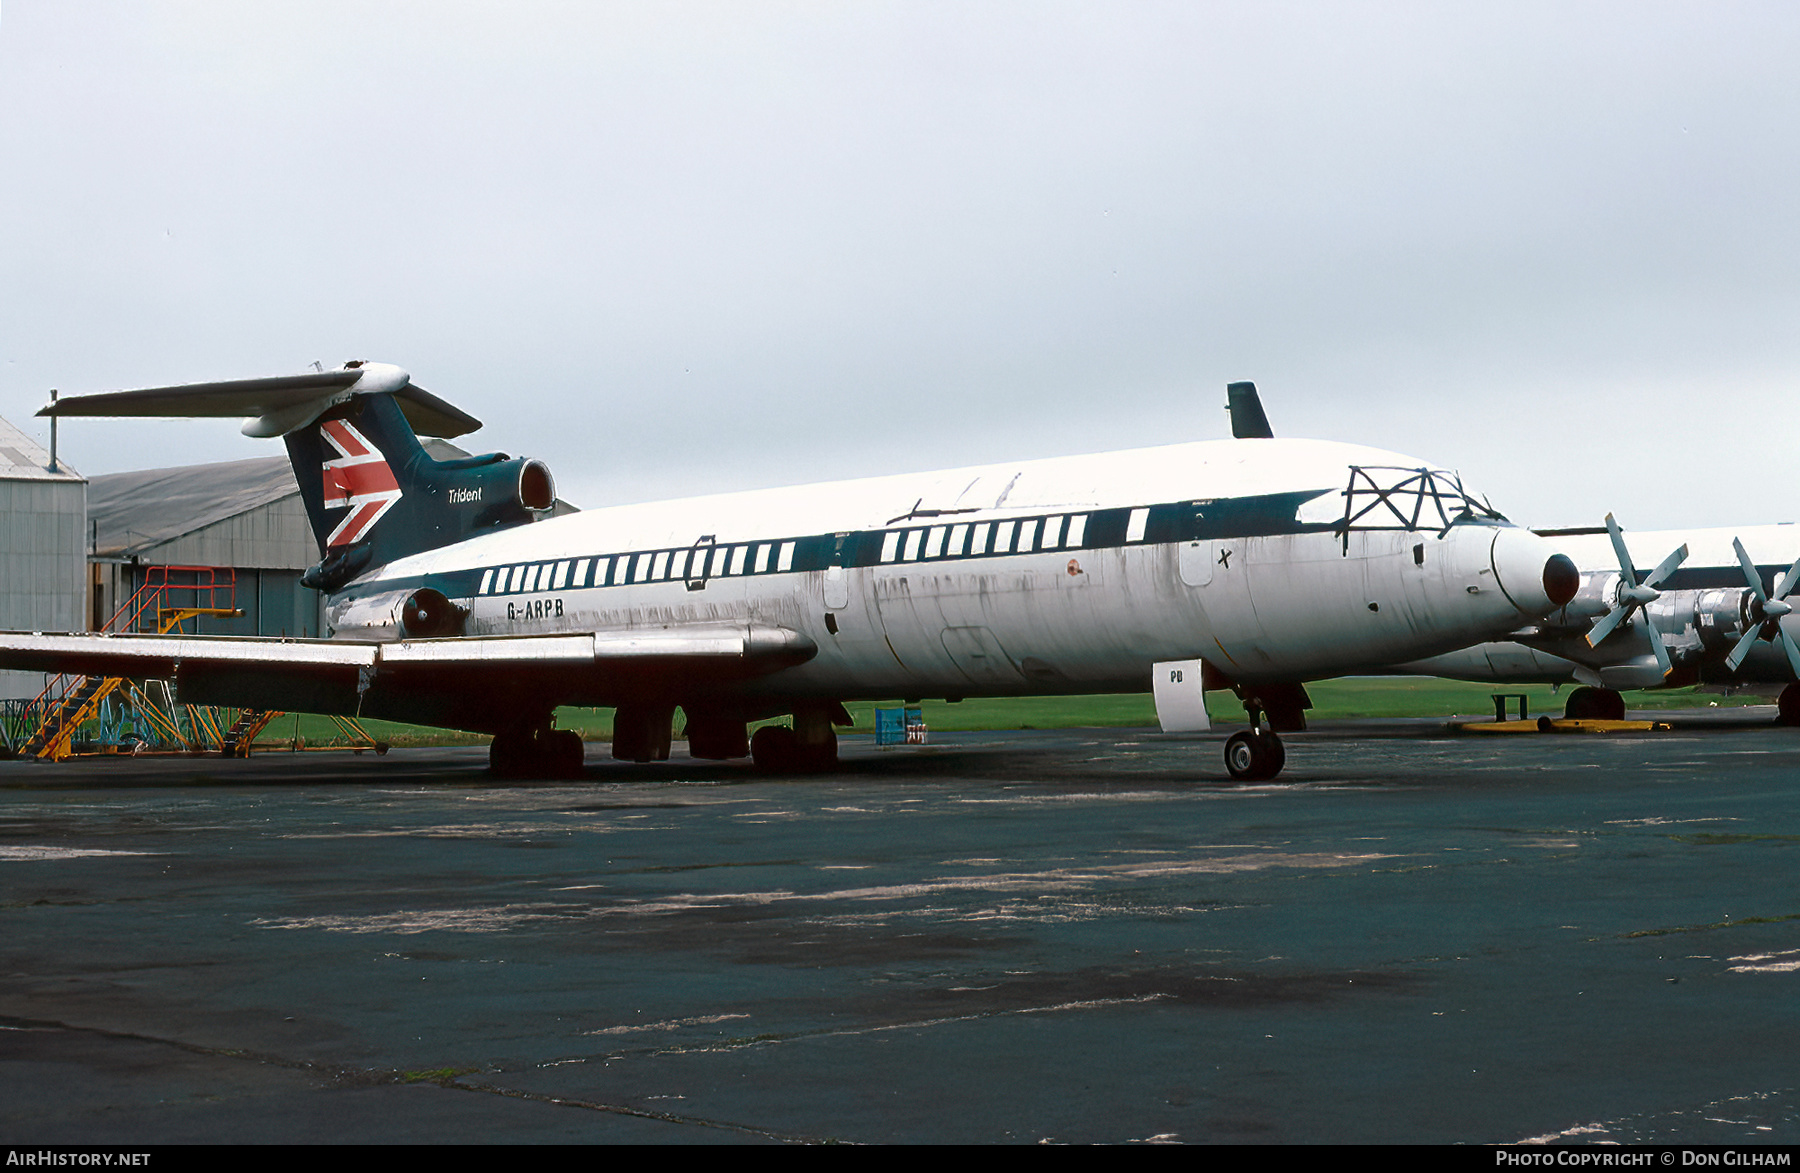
[1178,539,1214,587]
[824,565,850,611]
[684,535,717,592]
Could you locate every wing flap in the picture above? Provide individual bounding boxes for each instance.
[0,625,818,732]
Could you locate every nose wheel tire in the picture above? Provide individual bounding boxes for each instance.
[1224,731,1285,781]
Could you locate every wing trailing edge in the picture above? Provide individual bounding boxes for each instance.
[0,626,818,735]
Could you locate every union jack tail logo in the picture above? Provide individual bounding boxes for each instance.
[320,419,402,547]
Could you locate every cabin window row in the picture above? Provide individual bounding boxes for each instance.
[877,514,1091,564]
[473,511,1110,596]
[476,541,800,595]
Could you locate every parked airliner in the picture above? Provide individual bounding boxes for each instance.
[1398,515,1800,723]
[1,365,1577,780]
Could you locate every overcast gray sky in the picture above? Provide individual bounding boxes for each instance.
[3,2,1796,530]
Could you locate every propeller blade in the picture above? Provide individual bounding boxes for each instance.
[1727,624,1764,672]
[1774,552,1800,602]
[1781,622,1800,682]
[1734,537,1769,603]
[1642,611,1673,677]
[1587,603,1629,648]
[1605,513,1636,581]
[1643,543,1688,591]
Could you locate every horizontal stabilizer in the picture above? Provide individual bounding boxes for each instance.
[39,362,481,439]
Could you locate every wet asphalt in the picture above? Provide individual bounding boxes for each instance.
[4,714,1800,1145]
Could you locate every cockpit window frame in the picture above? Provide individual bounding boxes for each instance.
[1333,465,1508,552]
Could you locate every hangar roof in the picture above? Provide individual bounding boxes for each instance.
[88,456,296,558]
[0,414,82,483]
[85,438,570,559]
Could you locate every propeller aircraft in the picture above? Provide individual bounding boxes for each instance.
[1400,515,1800,722]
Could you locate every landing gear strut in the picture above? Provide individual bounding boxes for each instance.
[489,723,584,779]
[1222,684,1306,782]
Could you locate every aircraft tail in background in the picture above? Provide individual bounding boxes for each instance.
[39,361,557,592]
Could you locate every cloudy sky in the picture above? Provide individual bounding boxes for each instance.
[2,2,1796,530]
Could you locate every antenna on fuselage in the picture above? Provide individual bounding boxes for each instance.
[1226,381,1274,439]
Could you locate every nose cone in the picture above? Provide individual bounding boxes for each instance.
[1489,528,1577,617]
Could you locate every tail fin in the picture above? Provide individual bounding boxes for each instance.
[41,361,556,592]
[287,393,555,590]
[1226,381,1275,439]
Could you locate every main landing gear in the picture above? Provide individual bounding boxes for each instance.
[750,701,849,773]
[1782,684,1800,727]
[489,722,584,779]
[1562,687,1626,721]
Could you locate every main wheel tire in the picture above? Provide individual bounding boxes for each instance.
[796,727,839,773]
[550,729,584,778]
[751,724,799,772]
[1564,687,1624,721]
[489,727,532,777]
[1780,684,1800,727]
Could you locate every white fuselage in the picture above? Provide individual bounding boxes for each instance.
[332,437,1567,701]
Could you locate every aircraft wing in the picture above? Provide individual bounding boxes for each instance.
[0,626,817,732]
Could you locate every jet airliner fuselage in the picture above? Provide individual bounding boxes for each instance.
[7,364,1578,779]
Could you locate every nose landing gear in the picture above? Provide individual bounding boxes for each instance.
[1221,683,1308,782]
[1224,729,1284,781]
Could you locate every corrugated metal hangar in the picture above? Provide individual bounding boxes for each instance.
[87,454,326,641]
[0,416,86,700]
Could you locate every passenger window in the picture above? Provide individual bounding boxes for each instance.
[778,541,796,572]
[552,561,570,590]
[1066,515,1087,547]
[730,546,749,575]
[927,527,947,558]
[1127,508,1149,542]
[972,521,992,554]
[998,520,1017,552]
[948,523,968,557]
[756,544,772,573]
[904,530,924,561]
[881,531,901,563]
[479,569,494,595]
